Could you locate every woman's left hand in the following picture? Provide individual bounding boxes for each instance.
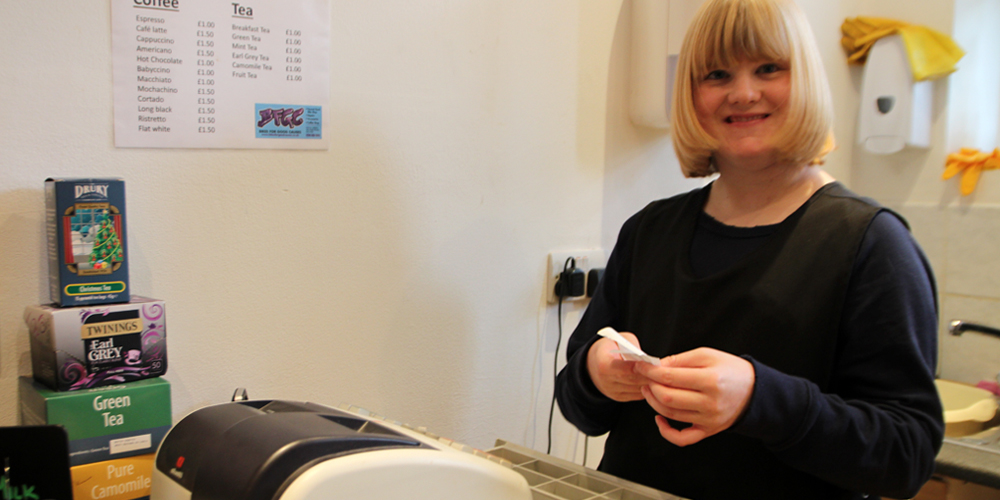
[633,347,755,447]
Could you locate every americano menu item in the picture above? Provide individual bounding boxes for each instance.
[112,0,330,149]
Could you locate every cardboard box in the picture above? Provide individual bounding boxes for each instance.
[19,377,172,466]
[46,177,129,307]
[71,454,154,500]
[24,297,167,391]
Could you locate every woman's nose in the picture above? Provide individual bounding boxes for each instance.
[728,75,761,105]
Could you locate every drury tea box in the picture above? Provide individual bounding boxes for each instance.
[46,177,130,306]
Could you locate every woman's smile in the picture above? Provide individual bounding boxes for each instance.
[725,113,771,124]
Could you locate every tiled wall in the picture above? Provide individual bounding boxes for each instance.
[896,203,1000,385]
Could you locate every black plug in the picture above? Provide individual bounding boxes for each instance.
[586,268,605,297]
[555,258,586,298]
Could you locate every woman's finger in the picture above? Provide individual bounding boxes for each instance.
[653,415,709,447]
[642,381,705,412]
[634,364,714,392]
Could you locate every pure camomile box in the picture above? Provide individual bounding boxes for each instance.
[70,453,155,500]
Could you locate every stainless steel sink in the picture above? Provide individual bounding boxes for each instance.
[946,426,1000,456]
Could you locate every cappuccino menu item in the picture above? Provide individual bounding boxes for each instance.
[112,0,330,149]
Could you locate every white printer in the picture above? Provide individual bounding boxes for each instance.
[150,399,532,500]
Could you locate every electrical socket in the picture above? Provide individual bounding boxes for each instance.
[547,249,606,304]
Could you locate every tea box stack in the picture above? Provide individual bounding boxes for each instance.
[20,178,171,500]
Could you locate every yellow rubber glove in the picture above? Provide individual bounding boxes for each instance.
[943,148,1000,196]
[841,17,964,81]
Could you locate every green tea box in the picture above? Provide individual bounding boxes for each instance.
[19,376,172,466]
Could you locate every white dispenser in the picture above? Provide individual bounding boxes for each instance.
[857,34,932,154]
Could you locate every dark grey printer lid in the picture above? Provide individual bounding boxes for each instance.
[155,400,427,500]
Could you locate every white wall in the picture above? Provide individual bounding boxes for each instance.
[948,0,1000,153]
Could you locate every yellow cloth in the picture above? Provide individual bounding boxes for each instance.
[841,17,964,81]
[943,148,1000,196]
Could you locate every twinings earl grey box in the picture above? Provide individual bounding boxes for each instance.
[70,453,154,500]
[46,177,129,307]
[24,297,167,391]
[19,377,171,466]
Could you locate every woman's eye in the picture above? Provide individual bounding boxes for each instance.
[705,70,729,80]
[757,63,782,74]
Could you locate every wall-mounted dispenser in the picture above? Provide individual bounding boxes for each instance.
[857,34,932,154]
[628,0,704,129]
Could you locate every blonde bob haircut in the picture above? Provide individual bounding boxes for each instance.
[670,0,835,177]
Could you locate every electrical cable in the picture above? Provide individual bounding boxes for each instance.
[547,256,574,455]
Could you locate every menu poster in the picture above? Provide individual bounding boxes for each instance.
[112,0,331,149]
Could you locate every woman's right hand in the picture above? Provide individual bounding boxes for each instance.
[586,332,649,402]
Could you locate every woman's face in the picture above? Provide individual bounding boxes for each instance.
[694,59,791,169]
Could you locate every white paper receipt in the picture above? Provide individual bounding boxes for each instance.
[597,327,660,365]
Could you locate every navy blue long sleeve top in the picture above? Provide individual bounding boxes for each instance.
[556,185,944,499]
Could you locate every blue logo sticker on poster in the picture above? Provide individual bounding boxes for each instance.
[255,103,322,139]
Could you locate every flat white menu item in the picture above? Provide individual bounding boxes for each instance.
[597,327,660,365]
[112,0,331,149]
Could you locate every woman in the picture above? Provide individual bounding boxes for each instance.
[554,0,943,499]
